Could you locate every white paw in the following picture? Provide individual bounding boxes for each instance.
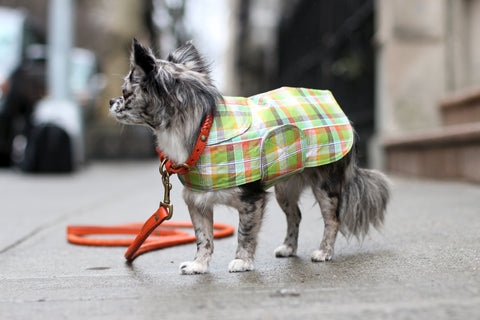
[228,259,254,272]
[311,249,333,262]
[274,245,296,257]
[179,261,208,275]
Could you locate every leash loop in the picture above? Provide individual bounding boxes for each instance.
[159,158,173,220]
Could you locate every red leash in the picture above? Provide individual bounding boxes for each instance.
[67,206,235,261]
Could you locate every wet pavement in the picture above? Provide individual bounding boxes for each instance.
[1,161,479,319]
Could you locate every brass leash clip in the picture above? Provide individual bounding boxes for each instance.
[159,159,173,220]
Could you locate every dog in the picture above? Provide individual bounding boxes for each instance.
[109,38,390,274]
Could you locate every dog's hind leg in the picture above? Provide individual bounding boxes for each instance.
[273,176,305,258]
[229,183,267,272]
[179,202,214,275]
[311,174,342,262]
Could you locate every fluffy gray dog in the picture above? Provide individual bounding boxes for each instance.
[110,39,390,275]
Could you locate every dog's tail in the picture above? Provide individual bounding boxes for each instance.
[339,164,391,239]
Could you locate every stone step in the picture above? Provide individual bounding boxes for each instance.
[384,122,480,182]
[441,86,480,126]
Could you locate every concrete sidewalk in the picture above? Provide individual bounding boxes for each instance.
[0,161,479,319]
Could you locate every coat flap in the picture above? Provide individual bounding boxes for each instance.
[207,97,252,145]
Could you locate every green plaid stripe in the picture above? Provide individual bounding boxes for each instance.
[178,87,354,191]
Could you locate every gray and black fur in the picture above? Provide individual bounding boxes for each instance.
[110,39,391,274]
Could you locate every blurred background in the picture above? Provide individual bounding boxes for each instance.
[0,0,479,183]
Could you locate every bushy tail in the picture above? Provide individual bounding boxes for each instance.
[339,166,391,239]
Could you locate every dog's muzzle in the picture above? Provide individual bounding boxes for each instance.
[109,97,122,109]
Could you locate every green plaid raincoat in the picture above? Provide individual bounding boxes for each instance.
[178,87,354,192]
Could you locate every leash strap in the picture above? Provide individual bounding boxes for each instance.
[124,206,170,261]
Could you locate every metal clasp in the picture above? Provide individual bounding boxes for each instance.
[159,159,173,220]
[171,162,194,171]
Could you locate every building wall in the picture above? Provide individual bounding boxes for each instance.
[375,0,480,136]
[375,0,446,137]
[446,0,480,91]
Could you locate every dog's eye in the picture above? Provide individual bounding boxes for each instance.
[123,88,132,100]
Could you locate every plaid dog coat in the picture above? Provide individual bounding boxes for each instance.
[178,87,354,192]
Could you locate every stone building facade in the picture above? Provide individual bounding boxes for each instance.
[377,0,480,181]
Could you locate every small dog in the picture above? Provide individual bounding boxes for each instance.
[110,39,390,274]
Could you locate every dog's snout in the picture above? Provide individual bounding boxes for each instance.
[109,98,117,108]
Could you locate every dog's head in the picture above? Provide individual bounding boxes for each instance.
[109,38,220,131]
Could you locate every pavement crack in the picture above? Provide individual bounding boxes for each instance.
[0,214,70,255]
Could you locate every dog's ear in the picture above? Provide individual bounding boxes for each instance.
[131,38,156,74]
[168,41,209,74]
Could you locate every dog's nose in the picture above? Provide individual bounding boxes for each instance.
[109,98,116,107]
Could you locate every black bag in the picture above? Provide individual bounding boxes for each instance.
[20,123,73,173]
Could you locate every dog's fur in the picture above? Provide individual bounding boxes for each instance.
[110,39,390,274]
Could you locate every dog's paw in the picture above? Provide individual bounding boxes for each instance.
[311,249,333,262]
[179,261,208,275]
[274,245,296,257]
[228,259,254,272]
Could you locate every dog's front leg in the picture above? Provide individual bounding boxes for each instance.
[229,193,267,272]
[179,202,214,275]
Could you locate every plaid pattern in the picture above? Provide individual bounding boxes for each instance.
[207,97,251,145]
[178,87,354,191]
[261,125,306,187]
